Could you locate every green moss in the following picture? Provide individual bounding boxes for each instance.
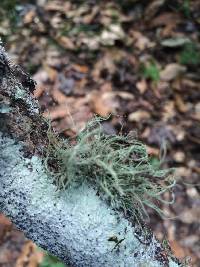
[141,62,160,83]
[179,42,200,66]
[45,117,175,222]
[180,0,191,18]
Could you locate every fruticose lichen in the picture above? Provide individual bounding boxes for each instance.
[45,117,176,223]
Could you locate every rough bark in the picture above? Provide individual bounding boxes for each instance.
[0,46,181,267]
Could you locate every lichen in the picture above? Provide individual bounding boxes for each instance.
[12,84,39,115]
[45,117,176,223]
[0,133,177,267]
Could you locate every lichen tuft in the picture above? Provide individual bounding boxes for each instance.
[45,117,176,222]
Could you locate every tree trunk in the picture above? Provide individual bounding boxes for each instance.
[0,46,181,267]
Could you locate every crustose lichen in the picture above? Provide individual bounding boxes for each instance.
[44,117,175,222]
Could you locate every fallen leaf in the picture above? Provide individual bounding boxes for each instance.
[100,24,125,46]
[151,12,181,27]
[43,105,70,120]
[191,102,200,121]
[179,205,200,224]
[160,63,186,81]
[175,94,189,113]
[146,146,159,156]
[130,31,155,51]
[170,240,186,258]
[162,101,176,121]
[160,37,191,47]
[128,110,150,122]
[186,187,199,200]
[44,2,71,13]
[136,79,148,94]
[23,10,36,24]
[56,36,75,50]
[173,151,185,163]
[72,64,89,73]
[15,242,43,267]
[89,91,119,117]
[0,214,11,226]
[83,6,99,24]
[114,91,134,100]
[52,89,68,104]
[145,0,165,20]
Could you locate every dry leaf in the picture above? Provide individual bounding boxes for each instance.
[136,79,148,94]
[160,63,186,81]
[23,10,36,24]
[162,101,176,121]
[128,110,150,122]
[43,105,69,120]
[52,89,68,104]
[151,12,181,27]
[145,0,165,20]
[179,205,200,224]
[89,91,119,117]
[0,214,11,226]
[131,31,155,51]
[173,151,185,162]
[170,240,186,259]
[161,37,190,47]
[72,64,89,73]
[175,94,189,113]
[56,36,75,50]
[15,242,43,267]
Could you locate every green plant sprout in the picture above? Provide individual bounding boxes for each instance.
[179,42,200,66]
[45,117,175,223]
[141,62,160,83]
[39,252,67,267]
[181,0,191,18]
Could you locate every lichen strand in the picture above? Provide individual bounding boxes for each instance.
[46,118,176,223]
[0,134,181,267]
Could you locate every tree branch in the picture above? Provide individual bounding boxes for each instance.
[0,46,181,267]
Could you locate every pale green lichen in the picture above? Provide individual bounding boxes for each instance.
[45,117,176,222]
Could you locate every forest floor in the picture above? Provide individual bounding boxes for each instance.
[0,0,200,266]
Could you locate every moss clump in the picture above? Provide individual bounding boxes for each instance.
[179,42,200,66]
[45,117,175,222]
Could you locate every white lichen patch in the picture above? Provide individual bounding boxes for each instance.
[0,133,181,267]
[13,84,39,114]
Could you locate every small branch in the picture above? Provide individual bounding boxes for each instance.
[0,47,181,267]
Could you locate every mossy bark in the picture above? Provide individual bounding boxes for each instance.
[0,46,181,267]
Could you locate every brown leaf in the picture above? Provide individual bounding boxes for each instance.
[15,242,43,267]
[136,79,148,94]
[33,85,45,99]
[52,89,69,104]
[160,63,186,81]
[128,110,150,122]
[72,64,89,74]
[175,94,189,113]
[191,102,200,121]
[170,240,186,259]
[43,105,69,120]
[56,36,75,50]
[162,101,176,121]
[130,31,155,51]
[23,10,36,24]
[89,91,119,117]
[0,214,12,226]
[145,0,165,20]
[151,12,181,27]
[173,151,185,163]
